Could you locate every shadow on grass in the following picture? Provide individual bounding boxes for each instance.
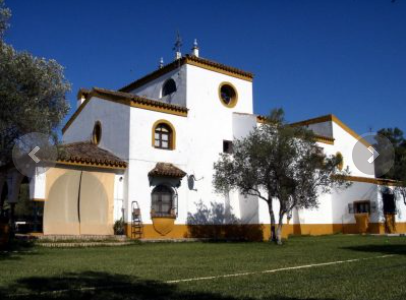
[0,271,336,300]
[0,239,37,261]
[342,244,406,256]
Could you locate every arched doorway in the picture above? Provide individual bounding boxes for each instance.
[44,169,114,235]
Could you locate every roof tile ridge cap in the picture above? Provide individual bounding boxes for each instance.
[92,87,131,97]
[289,113,335,126]
[130,94,188,111]
[118,58,186,92]
[185,55,254,77]
[60,141,94,147]
[92,86,187,111]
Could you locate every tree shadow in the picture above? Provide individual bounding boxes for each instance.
[342,244,406,256]
[0,238,37,261]
[0,271,336,300]
[186,201,264,241]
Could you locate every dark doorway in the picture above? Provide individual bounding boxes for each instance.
[14,177,44,233]
[383,192,396,215]
[382,189,396,233]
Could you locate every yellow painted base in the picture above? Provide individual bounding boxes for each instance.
[125,222,406,240]
[384,214,396,233]
[354,213,370,234]
[151,217,176,236]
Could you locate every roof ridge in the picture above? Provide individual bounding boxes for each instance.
[91,87,188,111]
[119,55,253,93]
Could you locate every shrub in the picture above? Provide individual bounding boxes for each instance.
[113,218,125,235]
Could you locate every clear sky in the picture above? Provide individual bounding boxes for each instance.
[5,0,406,135]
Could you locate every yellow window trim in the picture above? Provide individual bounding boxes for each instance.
[152,119,176,150]
[218,82,238,109]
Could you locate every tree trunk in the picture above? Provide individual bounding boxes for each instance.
[268,200,277,242]
[276,212,285,245]
[9,202,15,238]
[0,171,6,215]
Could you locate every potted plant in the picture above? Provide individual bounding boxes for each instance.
[113,218,125,235]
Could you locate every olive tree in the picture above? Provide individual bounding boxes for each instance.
[377,128,406,205]
[0,0,70,169]
[0,0,70,225]
[213,109,351,244]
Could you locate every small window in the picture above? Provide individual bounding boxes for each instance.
[219,82,238,108]
[223,140,233,154]
[354,201,370,214]
[336,152,344,170]
[162,79,177,97]
[151,185,174,216]
[154,123,172,149]
[92,121,102,145]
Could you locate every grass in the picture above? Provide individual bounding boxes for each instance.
[1,235,406,299]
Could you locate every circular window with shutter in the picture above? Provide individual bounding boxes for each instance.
[218,82,238,108]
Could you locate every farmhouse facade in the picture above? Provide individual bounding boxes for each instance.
[6,45,406,239]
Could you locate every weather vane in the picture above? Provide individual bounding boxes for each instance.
[173,31,183,60]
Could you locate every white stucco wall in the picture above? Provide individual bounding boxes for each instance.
[394,189,406,223]
[56,57,401,236]
[123,64,255,225]
[129,66,187,107]
[29,170,46,200]
[126,107,189,224]
[331,122,375,178]
[63,97,131,161]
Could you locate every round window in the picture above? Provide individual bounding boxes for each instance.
[93,121,102,145]
[219,82,238,108]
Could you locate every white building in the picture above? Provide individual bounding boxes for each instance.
[23,45,406,239]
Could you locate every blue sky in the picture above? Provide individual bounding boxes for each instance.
[5,0,406,134]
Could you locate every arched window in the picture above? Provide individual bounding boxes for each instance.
[162,79,177,97]
[92,121,102,145]
[154,124,171,149]
[151,185,174,216]
[152,120,176,150]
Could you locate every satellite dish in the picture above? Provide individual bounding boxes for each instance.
[187,175,195,190]
[187,174,204,191]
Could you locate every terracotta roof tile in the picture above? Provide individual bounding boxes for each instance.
[56,142,127,169]
[148,163,186,178]
[92,87,188,113]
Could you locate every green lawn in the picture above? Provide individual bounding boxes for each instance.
[1,235,406,300]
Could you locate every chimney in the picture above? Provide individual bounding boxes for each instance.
[159,57,164,69]
[78,95,86,108]
[77,89,89,108]
[191,39,199,57]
